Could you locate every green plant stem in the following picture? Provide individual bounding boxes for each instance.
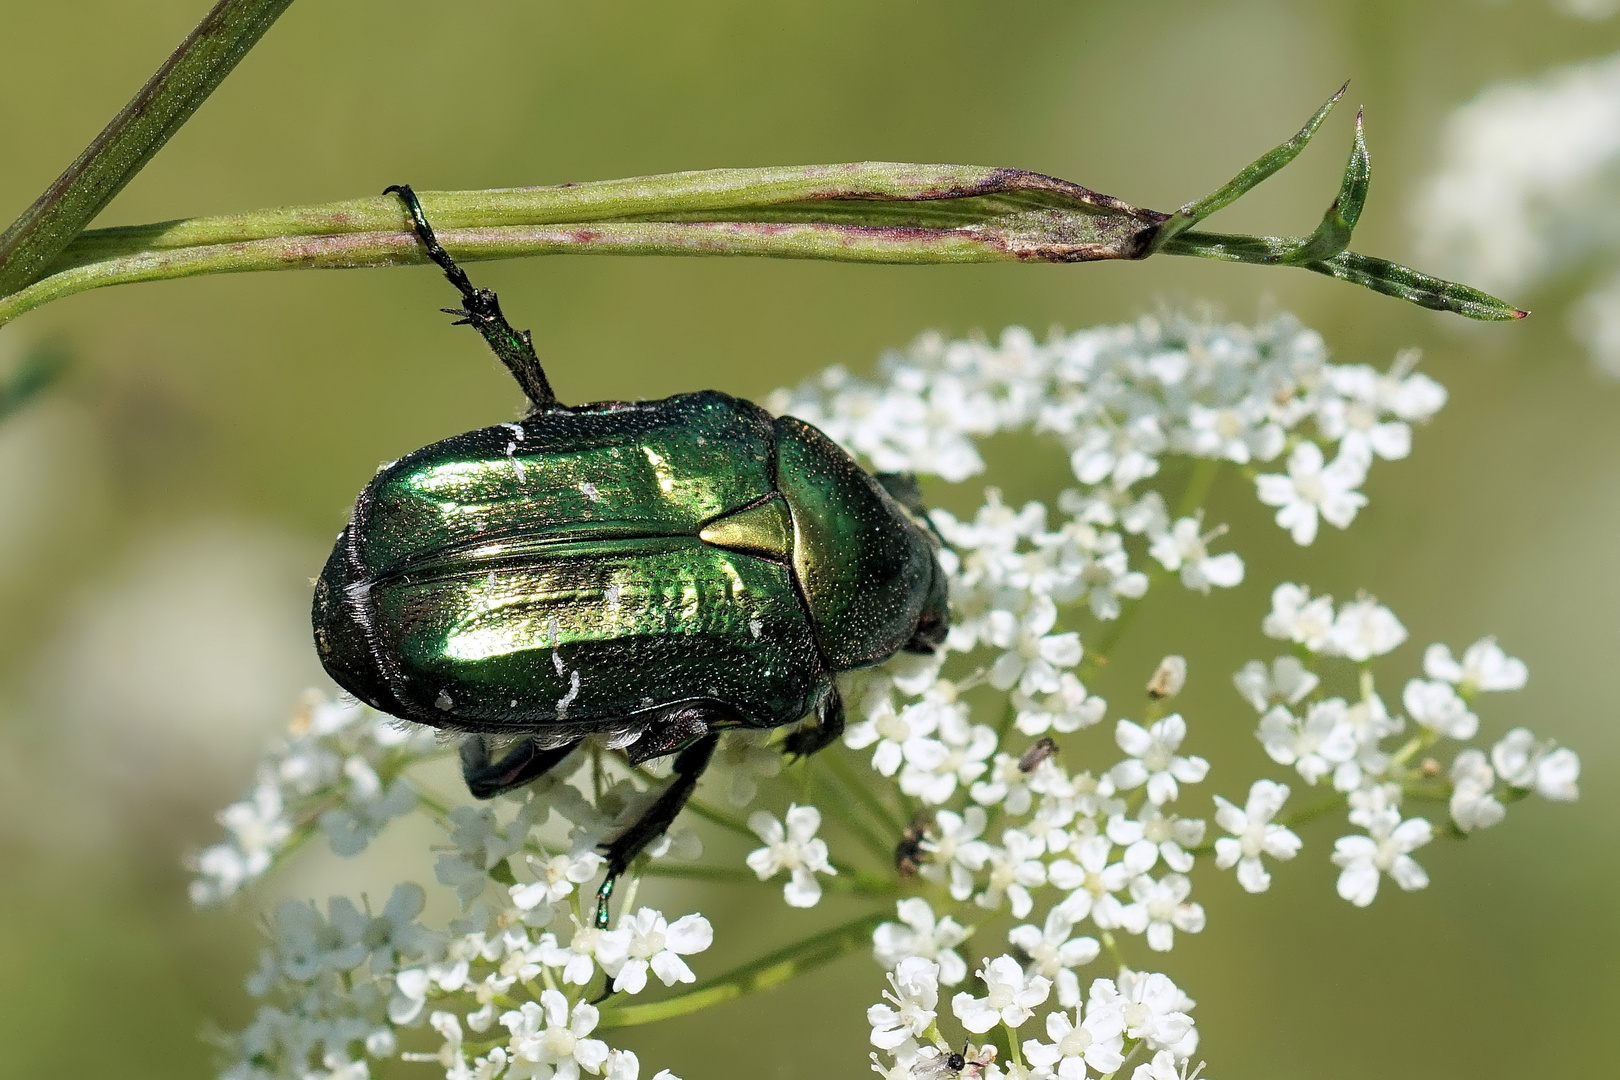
[596,909,887,1028]
[682,797,757,840]
[1084,458,1223,673]
[0,0,296,296]
[0,122,1525,328]
[822,747,908,837]
[639,859,898,899]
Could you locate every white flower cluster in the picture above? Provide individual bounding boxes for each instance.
[767,314,1575,1079]
[1243,584,1579,907]
[868,955,1196,1080]
[196,311,1581,1080]
[771,312,1445,560]
[1410,47,1620,375]
[189,692,439,903]
[205,712,715,1080]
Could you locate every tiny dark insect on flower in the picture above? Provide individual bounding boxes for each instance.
[894,814,935,877]
[312,185,950,927]
[1019,736,1059,772]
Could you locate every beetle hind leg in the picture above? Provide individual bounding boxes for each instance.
[460,734,581,799]
[384,183,559,409]
[596,729,721,929]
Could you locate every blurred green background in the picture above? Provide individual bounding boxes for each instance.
[0,1,1615,1077]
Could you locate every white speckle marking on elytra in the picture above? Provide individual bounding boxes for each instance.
[546,617,561,647]
[498,421,524,440]
[556,669,581,718]
[510,698,518,708]
[486,571,497,589]
[696,435,707,446]
[580,481,600,502]
[749,617,763,639]
[605,583,622,606]
[641,697,655,710]
[552,649,566,675]
[434,690,453,711]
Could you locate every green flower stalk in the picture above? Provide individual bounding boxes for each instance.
[0,90,1521,331]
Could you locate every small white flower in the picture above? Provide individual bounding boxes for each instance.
[746,804,836,907]
[1013,673,1108,736]
[1106,807,1205,875]
[1424,638,1528,693]
[1022,1001,1126,1078]
[1148,517,1244,594]
[500,989,609,1080]
[1255,441,1368,544]
[869,957,941,1050]
[1131,1049,1194,1080]
[919,806,991,901]
[596,908,712,995]
[971,753,1036,815]
[1332,814,1434,907]
[1232,656,1319,714]
[1256,699,1357,785]
[1090,970,1196,1051]
[1049,835,1133,928]
[1109,715,1210,805]
[874,898,972,986]
[1261,583,1336,652]
[1125,874,1206,952]
[1213,780,1302,892]
[968,828,1048,918]
[1492,729,1581,800]
[952,955,1053,1033]
[1008,907,1101,1008]
[538,917,612,986]
[900,714,999,806]
[510,846,605,911]
[1449,750,1506,832]
[1329,597,1407,661]
[987,596,1084,696]
[1402,679,1479,740]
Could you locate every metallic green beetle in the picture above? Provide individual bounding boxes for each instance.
[312,186,948,925]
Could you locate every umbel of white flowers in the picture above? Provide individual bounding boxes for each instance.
[191,310,1578,1080]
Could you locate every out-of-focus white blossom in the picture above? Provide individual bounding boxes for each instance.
[746,804,836,907]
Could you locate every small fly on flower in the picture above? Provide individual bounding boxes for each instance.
[1019,736,1059,773]
[915,1041,994,1080]
[894,815,934,877]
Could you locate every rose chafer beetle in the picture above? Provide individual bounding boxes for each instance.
[313,186,948,926]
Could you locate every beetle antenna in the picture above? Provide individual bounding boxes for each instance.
[384,183,560,409]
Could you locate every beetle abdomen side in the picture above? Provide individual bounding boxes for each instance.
[360,536,826,732]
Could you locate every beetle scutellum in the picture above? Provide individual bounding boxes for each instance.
[312,186,949,927]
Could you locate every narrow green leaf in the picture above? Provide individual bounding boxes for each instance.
[1303,251,1528,321]
[1292,107,1370,264]
[1147,81,1347,253]
[0,0,296,297]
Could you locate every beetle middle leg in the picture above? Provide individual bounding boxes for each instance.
[460,734,581,799]
[385,183,559,409]
[596,729,721,929]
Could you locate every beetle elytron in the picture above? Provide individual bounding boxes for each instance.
[312,186,949,925]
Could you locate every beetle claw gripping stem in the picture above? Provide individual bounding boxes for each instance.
[384,183,559,408]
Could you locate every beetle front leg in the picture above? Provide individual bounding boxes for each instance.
[385,183,560,409]
[595,730,721,929]
[782,686,846,759]
[460,734,581,799]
